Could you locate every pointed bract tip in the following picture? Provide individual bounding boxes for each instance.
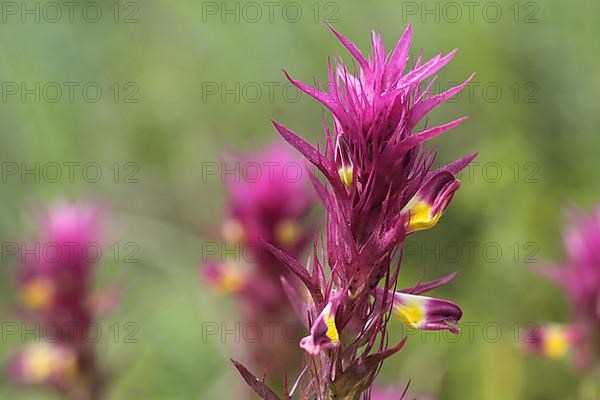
[231,359,281,400]
[281,69,295,84]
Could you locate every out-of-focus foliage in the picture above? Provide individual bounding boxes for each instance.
[1,0,599,399]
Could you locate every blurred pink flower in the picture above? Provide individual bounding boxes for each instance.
[199,142,318,388]
[526,205,600,369]
[200,142,317,315]
[9,201,111,399]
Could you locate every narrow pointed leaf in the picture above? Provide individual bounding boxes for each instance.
[231,360,281,400]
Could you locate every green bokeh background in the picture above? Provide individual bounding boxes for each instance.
[1,0,599,398]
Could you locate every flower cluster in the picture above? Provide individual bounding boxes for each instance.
[200,143,316,378]
[8,202,112,400]
[233,24,475,399]
[524,206,600,369]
